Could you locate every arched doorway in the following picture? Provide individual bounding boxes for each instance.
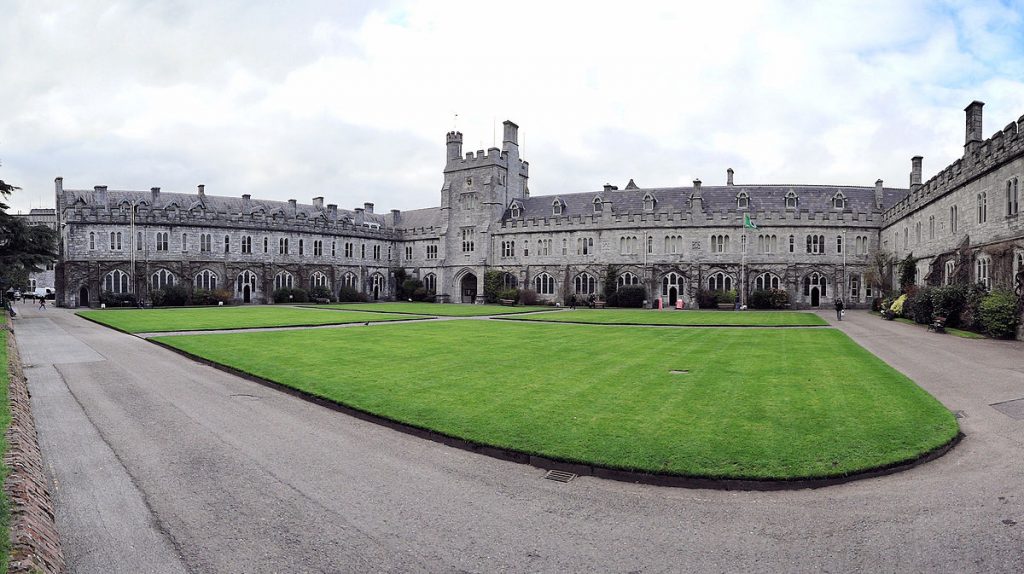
[810,286,820,307]
[461,273,477,304]
[78,286,89,307]
[371,274,384,301]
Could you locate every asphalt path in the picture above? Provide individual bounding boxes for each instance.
[14,306,1024,573]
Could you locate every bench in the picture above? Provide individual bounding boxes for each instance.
[927,316,947,333]
[314,297,331,304]
[499,298,516,306]
[593,301,606,309]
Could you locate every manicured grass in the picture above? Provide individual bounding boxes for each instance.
[498,308,828,326]
[0,320,12,571]
[78,306,432,333]
[155,320,957,480]
[893,317,986,339]
[309,302,555,316]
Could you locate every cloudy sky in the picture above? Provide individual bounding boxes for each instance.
[3,0,1024,214]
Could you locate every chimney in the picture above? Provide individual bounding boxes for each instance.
[363,202,374,214]
[354,207,365,225]
[502,120,519,151]
[288,199,297,215]
[446,131,463,162]
[875,179,884,210]
[94,185,109,206]
[603,184,618,191]
[242,193,251,211]
[965,101,984,153]
[909,156,923,192]
[147,186,158,204]
[690,179,703,213]
[55,177,63,194]
[391,209,401,225]
[327,203,338,220]
[312,196,324,209]
[197,184,205,198]
[693,178,702,193]
[727,168,734,186]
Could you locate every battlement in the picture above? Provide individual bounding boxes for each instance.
[882,105,1024,224]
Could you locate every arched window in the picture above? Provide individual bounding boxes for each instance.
[502,272,518,290]
[151,269,175,290]
[137,231,143,251]
[341,273,358,289]
[707,271,732,292]
[978,191,988,223]
[646,235,653,254]
[950,205,959,234]
[754,272,781,291]
[236,270,258,294]
[371,273,385,300]
[194,269,218,291]
[662,272,684,296]
[89,232,96,250]
[785,190,798,209]
[802,272,828,296]
[1008,179,1020,217]
[593,197,603,213]
[534,273,555,295]
[976,255,991,289]
[832,192,846,210]
[552,199,564,216]
[574,272,596,295]
[310,271,329,289]
[711,234,730,253]
[736,191,749,209]
[224,235,231,253]
[618,272,640,287]
[423,273,437,294]
[274,271,294,290]
[104,269,129,294]
[509,202,521,218]
[643,193,656,211]
[944,260,955,285]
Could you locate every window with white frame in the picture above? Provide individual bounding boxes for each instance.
[89,232,96,250]
[754,272,780,291]
[849,275,860,299]
[1007,178,1020,217]
[151,269,175,290]
[534,273,555,295]
[663,272,684,295]
[156,232,168,251]
[976,255,991,289]
[707,271,732,292]
[944,260,955,285]
[510,203,521,218]
[523,240,529,257]
[832,192,846,209]
[617,272,640,287]
[314,240,323,257]
[104,269,130,294]
[664,235,683,254]
[423,273,437,294]
[736,191,749,209]
[461,228,475,253]
[552,199,564,216]
[279,237,288,255]
[501,240,515,258]
[344,242,353,258]
[310,271,329,289]
[539,239,552,256]
[195,269,217,291]
[341,273,357,289]
[785,191,798,209]
[577,237,594,255]
[806,234,825,254]
[711,234,729,253]
[593,197,602,213]
[373,245,381,260]
[757,234,777,254]
[109,231,122,250]
[274,271,294,290]
[405,245,413,260]
[236,270,258,295]
[199,233,210,252]
[242,236,252,254]
[574,273,596,295]
[643,193,656,211]
[181,233,187,252]
[647,235,653,254]
[803,272,827,296]
[620,236,638,255]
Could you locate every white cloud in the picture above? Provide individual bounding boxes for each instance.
[3,0,1024,214]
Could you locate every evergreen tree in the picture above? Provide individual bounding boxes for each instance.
[0,179,58,293]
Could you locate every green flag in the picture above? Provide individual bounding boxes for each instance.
[743,213,757,229]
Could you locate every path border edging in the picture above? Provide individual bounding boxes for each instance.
[4,323,65,573]
[149,338,963,491]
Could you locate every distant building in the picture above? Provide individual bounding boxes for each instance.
[13,208,57,291]
[54,101,1023,332]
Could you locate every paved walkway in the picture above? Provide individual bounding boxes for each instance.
[13,306,1024,573]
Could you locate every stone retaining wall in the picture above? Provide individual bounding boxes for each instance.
[4,324,65,573]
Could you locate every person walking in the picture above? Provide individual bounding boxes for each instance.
[38,297,46,311]
[834,297,844,321]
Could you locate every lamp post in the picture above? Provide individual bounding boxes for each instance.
[129,200,136,296]
[843,229,847,303]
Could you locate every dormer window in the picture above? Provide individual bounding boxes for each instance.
[832,192,846,210]
[509,202,521,219]
[593,197,603,213]
[785,190,798,209]
[643,193,656,211]
[552,199,564,216]
[736,191,749,210]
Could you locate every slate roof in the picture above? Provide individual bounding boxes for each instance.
[61,188,388,226]
[390,206,441,230]
[508,184,910,220]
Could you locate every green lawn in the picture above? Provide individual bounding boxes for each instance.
[78,306,432,333]
[155,320,957,480]
[308,302,555,316]
[498,308,828,326]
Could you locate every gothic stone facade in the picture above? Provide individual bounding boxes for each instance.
[56,108,1024,327]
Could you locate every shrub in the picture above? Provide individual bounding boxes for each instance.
[978,291,1020,339]
[930,285,966,326]
[611,285,646,308]
[483,271,504,304]
[212,289,235,305]
[161,284,191,306]
[906,288,933,324]
[898,253,917,292]
[498,288,520,302]
[272,287,308,303]
[696,289,718,309]
[337,286,368,303]
[890,294,908,316]
[192,289,217,306]
[100,290,139,308]
[149,289,165,307]
[748,289,789,310]
[519,288,539,306]
[400,279,424,301]
[718,290,737,304]
[308,285,334,302]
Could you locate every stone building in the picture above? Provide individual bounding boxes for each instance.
[54,102,1023,328]
[13,208,57,291]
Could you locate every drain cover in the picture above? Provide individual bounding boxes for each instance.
[543,470,577,483]
[990,399,1024,420]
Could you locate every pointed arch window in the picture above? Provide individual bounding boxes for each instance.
[785,190,798,209]
[509,202,521,219]
[707,272,732,292]
[104,269,130,294]
[552,199,564,216]
[593,197,603,213]
[736,191,749,209]
[573,273,596,295]
[832,192,846,210]
[754,272,781,291]
[618,272,640,287]
[643,193,656,211]
[151,269,175,290]
[423,273,437,295]
[194,269,218,291]
[534,272,555,295]
[274,271,294,290]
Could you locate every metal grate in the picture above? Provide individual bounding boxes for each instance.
[543,470,577,483]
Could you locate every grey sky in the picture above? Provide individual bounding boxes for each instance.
[3,0,1024,214]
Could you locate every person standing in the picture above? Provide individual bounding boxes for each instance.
[834,297,844,321]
